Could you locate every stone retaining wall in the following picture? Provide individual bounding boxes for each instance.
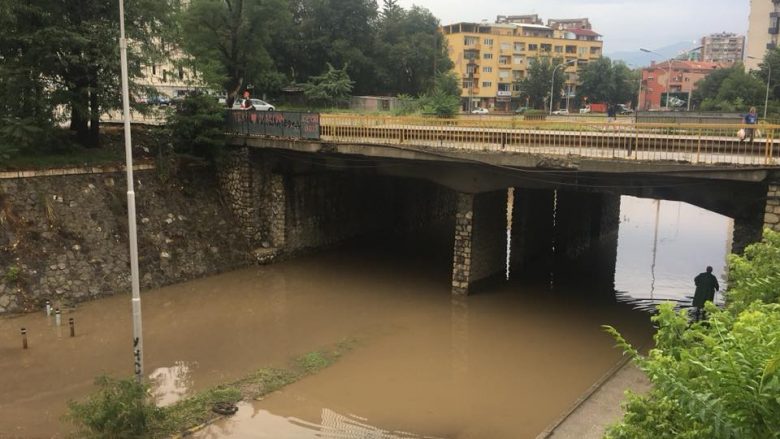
[0,167,250,314]
[765,184,780,233]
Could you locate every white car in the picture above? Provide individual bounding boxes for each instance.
[233,98,275,111]
[552,109,569,115]
[471,107,489,114]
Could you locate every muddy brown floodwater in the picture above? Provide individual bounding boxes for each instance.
[0,196,730,438]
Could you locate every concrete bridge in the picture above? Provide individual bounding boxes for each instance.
[220,111,780,295]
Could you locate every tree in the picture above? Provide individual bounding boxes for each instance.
[691,65,744,109]
[180,0,291,107]
[716,68,765,106]
[272,0,379,95]
[726,229,780,314]
[754,48,780,101]
[0,0,175,147]
[373,5,453,96]
[421,71,460,117]
[520,57,565,110]
[577,57,635,105]
[167,94,226,161]
[302,63,354,107]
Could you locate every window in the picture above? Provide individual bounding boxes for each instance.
[484,38,494,45]
[483,53,493,60]
[555,46,563,53]
[528,44,538,51]
[540,44,552,52]
[514,42,525,52]
[513,70,524,81]
[482,81,492,87]
[497,83,511,92]
[500,42,511,51]
[512,83,522,92]
[578,47,587,57]
[513,55,524,64]
[566,45,577,54]
[152,65,157,76]
[463,80,474,88]
[483,66,493,73]
[464,36,478,46]
[499,56,511,65]
[179,66,184,80]
[499,70,510,79]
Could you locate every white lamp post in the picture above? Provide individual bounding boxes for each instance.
[748,55,770,120]
[550,59,577,114]
[118,0,144,383]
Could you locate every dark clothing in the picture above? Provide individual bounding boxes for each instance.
[741,113,758,143]
[692,272,719,308]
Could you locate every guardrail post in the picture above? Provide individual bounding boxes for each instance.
[696,128,702,164]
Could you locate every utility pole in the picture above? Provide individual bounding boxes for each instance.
[119,0,144,383]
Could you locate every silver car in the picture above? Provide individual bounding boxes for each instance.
[233,98,275,111]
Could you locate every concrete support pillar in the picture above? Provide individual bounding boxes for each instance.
[451,191,506,295]
[217,147,260,243]
[764,183,780,233]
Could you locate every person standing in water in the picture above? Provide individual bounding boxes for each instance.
[692,266,719,321]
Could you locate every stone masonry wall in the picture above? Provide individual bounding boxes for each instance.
[764,184,780,233]
[0,168,250,314]
[451,193,474,295]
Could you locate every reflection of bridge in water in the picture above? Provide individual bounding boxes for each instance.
[223,111,780,295]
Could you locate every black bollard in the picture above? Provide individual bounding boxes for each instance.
[21,327,28,349]
[69,318,75,337]
[55,308,61,326]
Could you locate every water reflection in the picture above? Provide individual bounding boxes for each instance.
[150,361,197,406]
[614,196,731,311]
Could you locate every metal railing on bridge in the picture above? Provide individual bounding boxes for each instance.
[226,111,780,166]
[318,114,780,166]
[226,110,320,140]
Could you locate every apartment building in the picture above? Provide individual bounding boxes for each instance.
[442,17,603,112]
[701,32,745,65]
[138,51,206,100]
[746,0,780,70]
[638,60,721,110]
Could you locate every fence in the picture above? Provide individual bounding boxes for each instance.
[317,114,780,166]
[226,110,320,140]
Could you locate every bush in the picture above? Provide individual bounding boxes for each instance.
[726,229,780,314]
[605,229,780,438]
[67,376,166,439]
[167,94,226,161]
[523,109,547,121]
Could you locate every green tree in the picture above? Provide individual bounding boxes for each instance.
[0,0,175,147]
[520,57,565,109]
[716,67,765,106]
[374,5,452,96]
[691,64,750,110]
[180,0,290,107]
[302,63,355,107]
[273,0,378,95]
[167,94,226,161]
[577,57,635,105]
[754,48,780,101]
[421,71,460,117]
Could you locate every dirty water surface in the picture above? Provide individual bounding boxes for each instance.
[0,196,731,438]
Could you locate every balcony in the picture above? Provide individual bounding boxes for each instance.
[770,27,779,35]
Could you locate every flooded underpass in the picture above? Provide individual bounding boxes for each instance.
[0,195,733,438]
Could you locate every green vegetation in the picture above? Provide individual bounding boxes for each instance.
[520,58,566,110]
[167,94,226,161]
[693,64,764,113]
[577,58,636,107]
[67,342,355,438]
[605,230,780,438]
[4,265,20,283]
[302,64,355,108]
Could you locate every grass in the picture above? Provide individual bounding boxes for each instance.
[160,339,356,437]
[2,146,126,170]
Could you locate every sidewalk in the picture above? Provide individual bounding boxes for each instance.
[537,361,650,439]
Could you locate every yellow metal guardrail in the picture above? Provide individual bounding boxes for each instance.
[318,114,780,166]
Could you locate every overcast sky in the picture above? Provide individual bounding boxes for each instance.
[397,0,749,54]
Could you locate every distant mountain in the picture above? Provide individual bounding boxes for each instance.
[607,42,699,68]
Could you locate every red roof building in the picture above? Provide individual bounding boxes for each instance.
[639,60,722,110]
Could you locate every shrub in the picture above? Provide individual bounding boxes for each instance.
[726,229,780,314]
[167,94,226,161]
[66,376,166,438]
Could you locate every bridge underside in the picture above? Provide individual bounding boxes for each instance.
[218,146,776,295]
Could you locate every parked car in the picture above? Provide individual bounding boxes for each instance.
[233,98,275,111]
[579,107,591,114]
[147,95,171,105]
[514,106,528,114]
[617,104,634,115]
[552,109,569,115]
[471,107,489,114]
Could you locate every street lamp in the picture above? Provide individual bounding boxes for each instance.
[550,59,577,114]
[118,0,144,383]
[748,55,770,120]
[641,48,672,109]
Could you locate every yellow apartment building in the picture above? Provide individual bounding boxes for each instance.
[442,16,604,112]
